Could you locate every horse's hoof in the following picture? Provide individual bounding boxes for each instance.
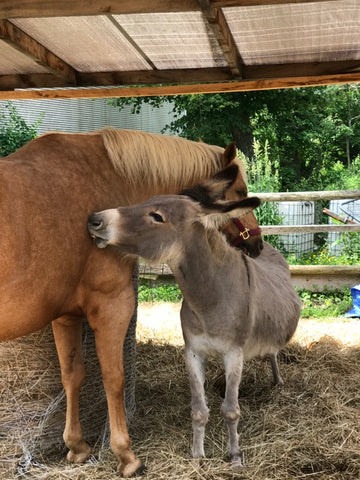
[117,458,144,478]
[66,445,92,464]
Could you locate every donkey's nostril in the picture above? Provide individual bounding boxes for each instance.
[88,213,103,230]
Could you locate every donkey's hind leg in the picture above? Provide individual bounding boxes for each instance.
[52,315,91,463]
[221,348,244,470]
[184,345,209,459]
[269,352,284,386]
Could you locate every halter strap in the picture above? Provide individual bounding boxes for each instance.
[230,218,262,247]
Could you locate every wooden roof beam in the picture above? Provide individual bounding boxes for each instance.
[0,0,338,19]
[198,0,243,77]
[0,67,233,90]
[0,20,77,85]
[1,72,360,100]
[244,60,360,79]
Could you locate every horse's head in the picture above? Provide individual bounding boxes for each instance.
[218,142,263,258]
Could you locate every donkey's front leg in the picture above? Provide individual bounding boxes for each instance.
[184,344,209,459]
[87,286,142,478]
[221,348,244,469]
[52,315,92,463]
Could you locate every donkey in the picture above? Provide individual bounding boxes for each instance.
[88,164,301,469]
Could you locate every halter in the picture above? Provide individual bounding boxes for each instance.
[230,218,262,247]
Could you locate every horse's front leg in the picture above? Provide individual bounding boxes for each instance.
[52,315,92,463]
[87,285,142,478]
[184,345,209,459]
[221,348,244,470]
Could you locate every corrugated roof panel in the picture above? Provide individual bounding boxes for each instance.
[11,16,151,72]
[0,40,48,74]
[114,12,227,69]
[224,0,360,65]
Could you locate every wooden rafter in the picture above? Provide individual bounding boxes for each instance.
[0,0,339,18]
[198,0,243,77]
[0,19,76,84]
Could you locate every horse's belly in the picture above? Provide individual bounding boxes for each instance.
[0,289,58,341]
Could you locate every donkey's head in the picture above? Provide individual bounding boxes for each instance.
[88,166,261,264]
[218,142,263,257]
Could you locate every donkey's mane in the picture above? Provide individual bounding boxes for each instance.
[100,127,229,190]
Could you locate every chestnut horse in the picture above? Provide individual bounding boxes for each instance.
[0,127,262,476]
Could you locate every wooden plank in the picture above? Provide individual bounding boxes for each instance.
[0,68,233,90]
[244,61,360,80]
[252,190,360,202]
[0,0,201,18]
[290,265,360,275]
[198,0,243,76]
[0,20,76,84]
[2,71,360,100]
[261,225,360,234]
[212,0,339,6]
[0,0,339,18]
[78,67,233,86]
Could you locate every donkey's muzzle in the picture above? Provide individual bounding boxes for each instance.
[88,212,110,248]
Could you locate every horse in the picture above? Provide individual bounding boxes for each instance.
[87,163,301,469]
[0,127,262,477]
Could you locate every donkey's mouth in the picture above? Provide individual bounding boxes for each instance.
[89,232,110,249]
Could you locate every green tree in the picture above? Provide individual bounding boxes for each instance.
[0,102,43,157]
[111,85,360,191]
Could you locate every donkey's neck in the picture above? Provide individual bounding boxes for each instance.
[168,225,243,312]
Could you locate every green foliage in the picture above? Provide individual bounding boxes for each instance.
[286,242,359,266]
[138,280,182,302]
[0,102,43,157]
[110,84,360,191]
[297,288,353,318]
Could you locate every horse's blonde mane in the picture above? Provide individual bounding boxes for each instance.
[100,127,227,190]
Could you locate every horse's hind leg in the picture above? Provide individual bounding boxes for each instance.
[52,315,91,463]
[269,352,284,386]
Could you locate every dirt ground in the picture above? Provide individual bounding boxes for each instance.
[137,302,360,347]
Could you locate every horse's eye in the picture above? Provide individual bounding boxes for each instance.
[149,212,165,223]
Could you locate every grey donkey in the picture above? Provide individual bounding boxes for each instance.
[88,165,301,469]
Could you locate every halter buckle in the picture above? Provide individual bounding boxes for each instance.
[239,228,250,240]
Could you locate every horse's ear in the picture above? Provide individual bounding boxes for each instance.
[221,142,237,168]
[180,164,239,205]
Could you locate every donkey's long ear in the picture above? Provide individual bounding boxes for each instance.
[200,196,261,230]
[221,142,237,168]
[180,164,239,207]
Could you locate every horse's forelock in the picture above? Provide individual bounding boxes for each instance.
[99,127,226,190]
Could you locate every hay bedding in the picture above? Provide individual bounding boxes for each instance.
[2,327,359,480]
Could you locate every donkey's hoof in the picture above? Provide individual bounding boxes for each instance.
[230,453,245,471]
[117,458,144,478]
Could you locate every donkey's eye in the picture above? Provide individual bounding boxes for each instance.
[149,212,165,223]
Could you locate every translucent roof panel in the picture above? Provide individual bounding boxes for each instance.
[0,41,48,74]
[11,16,151,72]
[224,0,360,65]
[113,12,227,69]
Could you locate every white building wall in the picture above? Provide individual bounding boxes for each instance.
[0,98,175,135]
